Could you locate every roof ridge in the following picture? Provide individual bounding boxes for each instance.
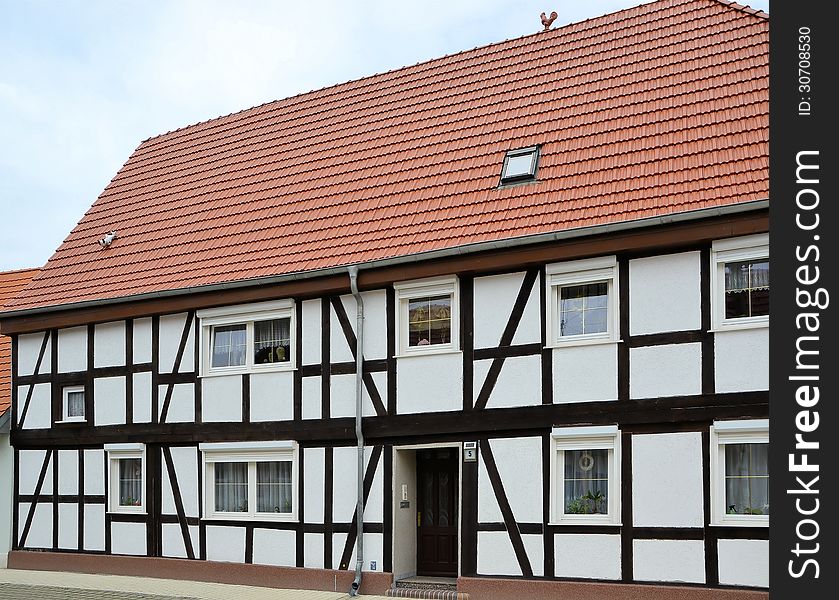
[136,0,683,148]
[711,0,769,19]
[0,267,40,276]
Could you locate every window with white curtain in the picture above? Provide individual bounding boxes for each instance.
[550,425,621,525]
[394,277,460,356]
[201,441,297,521]
[61,385,86,422]
[711,234,769,330]
[105,444,145,514]
[197,300,295,376]
[710,420,769,526]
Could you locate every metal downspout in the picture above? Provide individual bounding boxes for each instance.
[348,265,364,595]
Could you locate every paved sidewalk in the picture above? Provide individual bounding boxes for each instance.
[0,569,392,600]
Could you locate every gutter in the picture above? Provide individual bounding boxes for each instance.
[347,266,365,596]
[0,409,9,434]
[0,200,768,320]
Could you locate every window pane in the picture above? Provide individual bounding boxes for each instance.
[254,318,291,364]
[559,283,608,336]
[67,391,85,418]
[118,458,142,507]
[504,152,535,179]
[725,260,769,318]
[563,449,609,514]
[408,295,451,347]
[724,443,769,515]
[256,461,293,513]
[212,324,247,368]
[214,462,248,512]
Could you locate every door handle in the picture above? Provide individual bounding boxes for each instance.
[417,511,421,527]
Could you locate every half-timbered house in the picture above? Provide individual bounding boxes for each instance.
[0,0,769,597]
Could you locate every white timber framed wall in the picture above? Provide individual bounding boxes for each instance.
[8,231,769,591]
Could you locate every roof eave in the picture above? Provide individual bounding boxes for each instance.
[0,199,769,320]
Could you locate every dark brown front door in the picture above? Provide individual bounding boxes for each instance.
[416,448,458,576]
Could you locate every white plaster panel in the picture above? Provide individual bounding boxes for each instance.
[630,343,702,399]
[717,539,769,588]
[302,377,321,420]
[19,450,51,495]
[304,533,324,568]
[553,343,617,403]
[364,452,384,523]
[58,326,86,372]
[336,291,388,360]
[17,332,50,376]
[58,503,78,549]
[58,450,79,495]
[330,300,354,364]
[206,525,245,563]
[332,446,378,523]
[250,371,294,422]
[18,503,51,548]
[477,531,520,576]
[477,451,502,523]
[554,534,621,580]
[331,372,382,418]
[629,252,702,335]
[162,523,199,559]
[17,383,51,429]
[83,449,105,495]
[111,521,147,556]
[632,432,704,527]
[337,532,384,572]
[488,438,542,522]
[94,321,126,368]
[253,528,296,567]
[84,504,105,551]
[162,446,199,517]
[474,356,541,409]
[133,317,153,364]
[473,272,541,348]
[159,313,194,374]
[633,539,705,583]
[397,352,462,414]
[304,447,325,524]
[332,532,347,569]
[159,383,194,423]
[0,435,9,560]
[133,372,152,424]
[94,376,126,426]
[201,375,242,422]
[715,328,769,392]
[523,534,545,577]
[301,299,322,366]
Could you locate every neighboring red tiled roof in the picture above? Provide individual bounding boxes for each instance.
[0,269,39,415]
[4,0,768,313]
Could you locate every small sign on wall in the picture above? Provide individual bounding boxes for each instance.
[463,441,478,462]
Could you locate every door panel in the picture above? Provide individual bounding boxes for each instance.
[416,448,458,576]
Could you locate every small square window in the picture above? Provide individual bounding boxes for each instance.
[551,426,621,525]
[61,386,86,422]
[710,420,769,526]
[711,234,769,330]
[202,441,297,521]
[106,444,145,514]
[198,300,295,376]
[394,277,460,356]
[500,146,540,184]
[547,256,619,347]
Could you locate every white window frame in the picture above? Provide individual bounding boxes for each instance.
[546,256,619,347]
[709,419,769,527]
[60,385,86,423]
[197,299,295,377]
[711,234,769,331]
[394,276,460,357]
[106,443,146,514]
[550,425,621,525]
[200,440,298,522]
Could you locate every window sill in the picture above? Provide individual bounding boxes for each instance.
[549,520,622,527]
[711,518,769,528]
[108,510,146,515]
[55,419,87,424]
[201,364,295,378]
[395,348,462,359]
[202,514,298,523]
[546,338,622,350]
[710,319,769,334]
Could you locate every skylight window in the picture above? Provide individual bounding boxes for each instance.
[500,146,540,184]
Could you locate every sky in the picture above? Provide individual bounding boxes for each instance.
[0,0,769,273]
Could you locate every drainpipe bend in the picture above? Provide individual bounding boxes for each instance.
[348,265,364,596]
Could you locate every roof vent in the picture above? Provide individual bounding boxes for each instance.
[540,11,557,30]
[98,231,118,248]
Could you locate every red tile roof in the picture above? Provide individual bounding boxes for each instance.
[0,269,39,415]
[3,0,768,313]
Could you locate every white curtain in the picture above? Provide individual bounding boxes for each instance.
[725,443,769,515]
[119,458,142,507]
[563,449,608,514]
[725,260,769,291]
[67,390,85,418]
[257,461,292,513]
[215,462,248,512]
[212,325,247,368]
[254,319,290,364]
